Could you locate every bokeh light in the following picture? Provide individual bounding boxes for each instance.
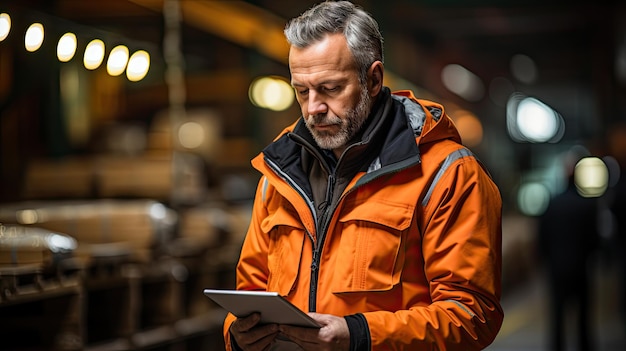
[441,64,485,102]
[451,110,483,147]
[0,13,11,41]
[107,45,129,76]
[517,181,551,216]
[249,76,294,111]
[178,121,205,149]
[25,23,44,52]
[126,50,150,82]
[507,93,564,143]
[46,233,77,252]
[517,97,558,142]
[574,157,609,198]
[83,39,105,70]
[16,209,40,224]
[57,32,77,62]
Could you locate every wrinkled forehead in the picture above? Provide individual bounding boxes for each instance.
[288,33,357,78]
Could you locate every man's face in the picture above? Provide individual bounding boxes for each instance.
[289,34,372,153]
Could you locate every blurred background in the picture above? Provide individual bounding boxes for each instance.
[1,0,625,350]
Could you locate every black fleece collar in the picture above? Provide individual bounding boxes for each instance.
[261,87,421,195]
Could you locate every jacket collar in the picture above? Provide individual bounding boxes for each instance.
[262,87,425,179]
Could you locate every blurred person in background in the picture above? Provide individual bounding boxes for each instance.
[538,150,599,351]
[607,123,626,337]
[222,1,503,350]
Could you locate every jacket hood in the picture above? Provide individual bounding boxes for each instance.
[269,89,461,149]
[258,88,462,183]
[391,90,461,146]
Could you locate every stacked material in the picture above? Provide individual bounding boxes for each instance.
[0,223,77,267]
[0,199,177,263]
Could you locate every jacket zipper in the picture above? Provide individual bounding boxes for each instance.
[309,172,335,311]
[308,155,424,310]
[266,157,320,312]
[266,137,421,312]
[264,158,317,244]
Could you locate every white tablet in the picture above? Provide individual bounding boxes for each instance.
[203,289,321,328]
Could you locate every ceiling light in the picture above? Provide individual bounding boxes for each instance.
[126,50,150,82]
[57,32,77,62]
[0,13,11,41]
[84,39,105,70]
[25,23,44,52]
[107,45,129,76]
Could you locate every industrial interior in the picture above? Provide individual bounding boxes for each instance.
[1,0,626,350]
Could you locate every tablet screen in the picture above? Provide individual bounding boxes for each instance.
[203,289,321,328]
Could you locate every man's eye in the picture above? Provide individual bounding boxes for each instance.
[324,86,339,92]
[298,89,309,95]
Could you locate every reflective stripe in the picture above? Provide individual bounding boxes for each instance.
[446,299,476,317]
[421,148,474,207]
[261,176,269,203]
[367,157,382,173]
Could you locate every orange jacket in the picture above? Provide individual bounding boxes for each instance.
[224,89,503,350]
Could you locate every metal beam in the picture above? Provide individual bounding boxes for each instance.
[130,0,290,63]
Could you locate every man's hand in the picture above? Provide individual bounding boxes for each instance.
[278,313,350,351]
[229,313,280,351]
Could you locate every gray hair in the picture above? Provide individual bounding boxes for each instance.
[284,1,384,85]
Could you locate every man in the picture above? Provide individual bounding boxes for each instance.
[223,1,503,350]
[538,151,598,351]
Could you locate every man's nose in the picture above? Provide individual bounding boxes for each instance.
[307,91,327,116]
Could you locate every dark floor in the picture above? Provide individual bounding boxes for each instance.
[486,257,626,351]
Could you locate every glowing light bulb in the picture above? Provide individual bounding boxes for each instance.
[107,45,129,76]
[57,32,77,62]
[126,50,150,82]
[0,13,11,42]
[25,23,44,52]
[84,39,105,70]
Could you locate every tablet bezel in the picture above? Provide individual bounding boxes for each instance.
[203,289,321,328]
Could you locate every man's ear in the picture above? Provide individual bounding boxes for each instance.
[368,61,384,96]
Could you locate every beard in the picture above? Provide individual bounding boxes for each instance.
[305,87,372,151]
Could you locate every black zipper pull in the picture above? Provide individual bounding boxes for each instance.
[326,174,335,204]
[311,249,319,272]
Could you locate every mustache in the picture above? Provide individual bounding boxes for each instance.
[307,114,342,126]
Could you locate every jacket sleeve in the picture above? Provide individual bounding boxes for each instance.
[223,176,273,351]
[364,154,504,350]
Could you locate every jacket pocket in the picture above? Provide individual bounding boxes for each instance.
[261,204,305,296]
[332,198,415,293]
